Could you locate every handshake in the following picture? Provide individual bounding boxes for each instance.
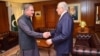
[42,32,52,45]
[43,32,51,38]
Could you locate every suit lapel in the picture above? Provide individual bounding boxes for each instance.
[59,12,67,22]
[25,15,33,30]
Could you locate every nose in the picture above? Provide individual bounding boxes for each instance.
[56,9,58,12]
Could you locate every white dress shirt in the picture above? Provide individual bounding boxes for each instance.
[59,11,67,21]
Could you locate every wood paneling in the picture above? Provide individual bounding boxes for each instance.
[44,4,58,28]
[85,0,100,31]
[32,1,58,29]
[0,1,9,33]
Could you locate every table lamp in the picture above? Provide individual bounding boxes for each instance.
[79,21,86,32]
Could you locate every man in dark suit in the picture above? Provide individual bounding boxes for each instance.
[46,2,74,56]
[18,4,50,56]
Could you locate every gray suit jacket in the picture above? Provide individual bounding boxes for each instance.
[18,14,43,50]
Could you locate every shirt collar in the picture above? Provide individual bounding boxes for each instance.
[60,11,67,17]
[59,11,67,20]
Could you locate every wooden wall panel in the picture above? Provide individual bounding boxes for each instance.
[86,0,100,29]
[44,4,58,28]
[0,1,9,33]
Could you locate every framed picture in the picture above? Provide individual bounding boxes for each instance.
[68,3,81,22]
[34,11,42,20]
[35,11,41,18]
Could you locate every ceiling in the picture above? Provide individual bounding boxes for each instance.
[0,0,50,3]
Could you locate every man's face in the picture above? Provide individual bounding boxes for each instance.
[26,6,34,17]
[56,6,63,15]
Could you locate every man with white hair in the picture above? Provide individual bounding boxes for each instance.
[46,1,74,56]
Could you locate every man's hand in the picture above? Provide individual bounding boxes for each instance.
[46,39,52,45]
[43,32,51,38]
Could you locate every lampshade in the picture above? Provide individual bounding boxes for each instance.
[79,21,86,28]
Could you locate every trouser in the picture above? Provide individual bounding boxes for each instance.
[20,48,40,56]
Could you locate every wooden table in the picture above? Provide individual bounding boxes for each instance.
[36,38,52,56]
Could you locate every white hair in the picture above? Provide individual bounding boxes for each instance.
[57,1,68,11]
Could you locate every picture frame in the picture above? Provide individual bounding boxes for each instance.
[68,3,81,22]
[35,11,41,18]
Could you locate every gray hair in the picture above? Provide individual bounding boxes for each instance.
[22,3,33,10]
[57,1,68,11]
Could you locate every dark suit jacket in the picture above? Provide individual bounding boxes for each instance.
[18,14,43,50]
[51,12,74,54]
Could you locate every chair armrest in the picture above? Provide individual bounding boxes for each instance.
[73,47,100,56]
[0,37,4,40]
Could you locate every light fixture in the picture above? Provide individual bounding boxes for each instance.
[79,21,86,32]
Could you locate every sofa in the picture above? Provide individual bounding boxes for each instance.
[0,43,1,50]
[72,33,100,56]
[0,31,18,50]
